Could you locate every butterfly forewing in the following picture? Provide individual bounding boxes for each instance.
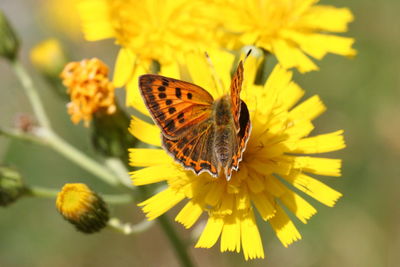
[139,75,214,139]
[229,61,244,131]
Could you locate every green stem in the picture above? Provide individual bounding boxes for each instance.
[11,60,51,129]
[26,186,133,204]
[0,127,46,145]
[157,215,195,267]
[42,129,121,186]
[136,186,194,267]
[108,218,154,234]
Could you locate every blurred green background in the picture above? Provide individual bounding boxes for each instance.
[0,0,399,266]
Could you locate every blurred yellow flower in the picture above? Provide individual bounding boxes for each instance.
[128,51,345,259]
[60,58,116,126]
[42,0,81,39]
[78,0,219,106]
[30,39,67,78]
[211,0,356,72]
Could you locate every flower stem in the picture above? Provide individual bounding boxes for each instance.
[11,60,51,129]
[26,185,134,204]
[42,129,121,186]
[108,218,154,234]
[157,215,195,267]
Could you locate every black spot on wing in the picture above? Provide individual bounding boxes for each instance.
[168,107,176,114]
[176,88,182,98]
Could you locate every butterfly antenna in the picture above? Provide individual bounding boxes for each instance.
[205,52,225,96]
[243,48,253,64]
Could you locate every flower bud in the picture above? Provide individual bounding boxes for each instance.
[56,183,109,233]
[0,166,26,206]
[0,10,19,61]
[60,58,116,127]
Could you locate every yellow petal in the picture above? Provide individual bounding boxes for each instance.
[130,164,181,186]
[278,82,305,111]
[289,95,326,121]
[271,39,318,73]
[126,66,151,114]
[139,188,185,220]
[269,205,302,247]
[205,180,225,206]
[285,31,356,59]
[266,176,316,223]
[78,0,115,41]
[159,61,180,78]
[195,216,224,248]
[240,210,265,260]
[113,48,136,87]
[282,172,343,207]
[283,155,342,177]
[175,201,203,229]
[300,6,354,32]
[251,192,276,220]
[129,148,172,167]
[289,130,346,154]
[129,116,161,147]
[220,215,241,253]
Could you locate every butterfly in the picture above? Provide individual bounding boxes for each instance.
[138,61,251,180]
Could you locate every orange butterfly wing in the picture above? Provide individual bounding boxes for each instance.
[230,61,244,131]
[226,61,251,179]
[139,74,219,177]
[139,75,214,139]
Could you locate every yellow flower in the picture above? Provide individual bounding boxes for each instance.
[41,0,81,39]
[56,183,109,233]
[211,0,356,72]
[128,51,345,260]
[78,0,219,105]
[60,58,116,126]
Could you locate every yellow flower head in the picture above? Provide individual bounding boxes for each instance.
[128,51,345,259]
[211,0,356,72]
[60,58,116,127]
[56,183,109,233]
[78,0,218,96]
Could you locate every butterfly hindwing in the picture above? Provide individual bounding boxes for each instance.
[229,100,251,178]
[162,120,219,177]
[139,75,214,139]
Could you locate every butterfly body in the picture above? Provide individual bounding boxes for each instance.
[139,61,251,180]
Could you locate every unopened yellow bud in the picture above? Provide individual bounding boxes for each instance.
[56,183,109,233]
